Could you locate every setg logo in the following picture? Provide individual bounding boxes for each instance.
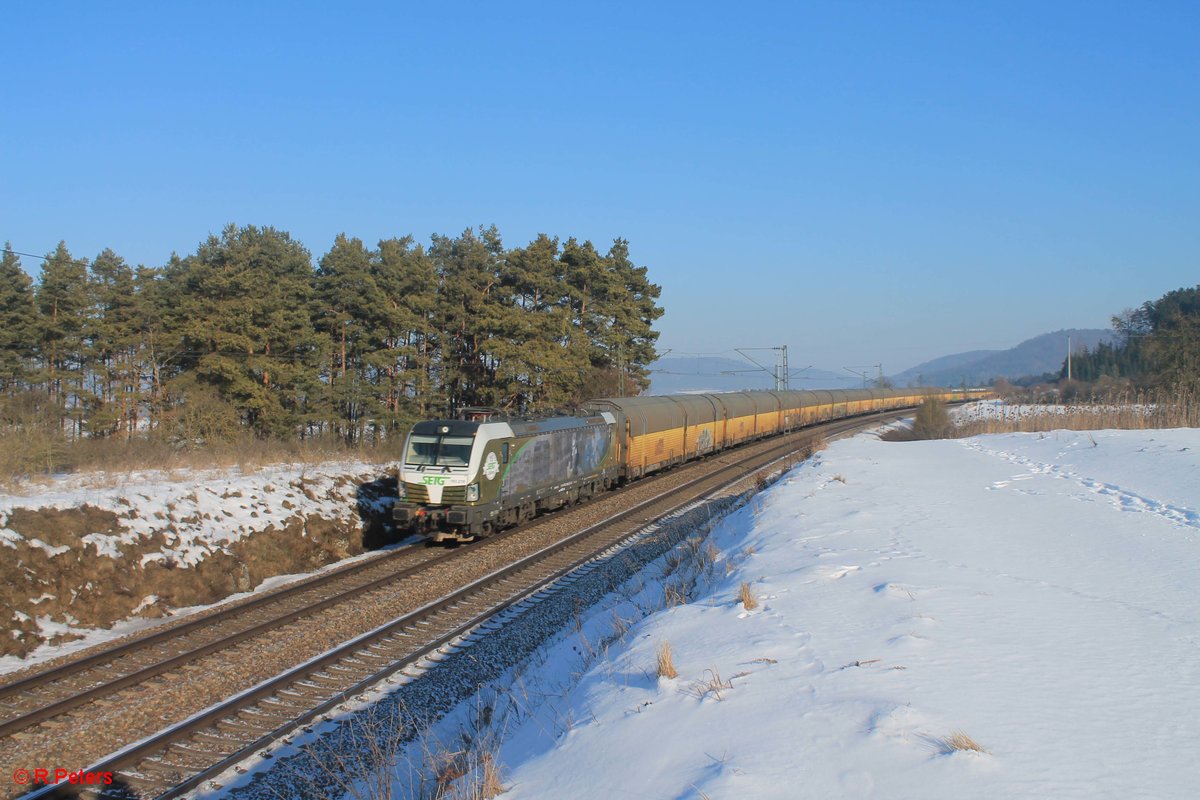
[483,452,500,480]
[421,476,448,486]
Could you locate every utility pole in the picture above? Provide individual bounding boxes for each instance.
[731,346,792,390]
[844,364,882,389]
[844,367,870,388]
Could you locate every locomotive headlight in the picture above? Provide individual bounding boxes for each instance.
[465,483,480,502]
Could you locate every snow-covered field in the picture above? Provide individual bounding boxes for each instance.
[483,428,1200,799]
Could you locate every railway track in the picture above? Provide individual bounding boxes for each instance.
[9,409,910,800]
[0,543,447,739]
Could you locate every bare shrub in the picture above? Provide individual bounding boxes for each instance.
[657,641,678,679]
[663,581,690,607]
[911,397,953,439]
[738,582,758,610]
[283,705,411,800]
[661,549,685,577]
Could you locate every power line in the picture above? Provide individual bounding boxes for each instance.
[2,247,93,267]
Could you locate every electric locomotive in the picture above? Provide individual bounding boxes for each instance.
[393,409,619,544]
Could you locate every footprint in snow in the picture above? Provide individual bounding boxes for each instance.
[874,582,935,599]
[1078,478,1200,528]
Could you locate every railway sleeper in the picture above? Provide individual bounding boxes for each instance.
[242,705,299,722]
[277,688,321,703]
[134,759,188,782]
[172,738,229,756]
[194,729,250,746]
[290,683,337,700]
[116,770,176,796]
[215,719,269,737]
[163,745,220,768]
[306,672,346,686]
[106,774,165,798]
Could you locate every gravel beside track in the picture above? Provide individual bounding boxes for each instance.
[4,412,899,800]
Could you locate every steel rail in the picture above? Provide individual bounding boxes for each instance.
[0,548,458,738]
[0,546,411,702]
[25,408,910,800]
[0,404,897,739]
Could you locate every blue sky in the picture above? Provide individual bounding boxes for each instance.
[3,1,1197,373]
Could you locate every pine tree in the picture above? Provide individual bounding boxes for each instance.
[498,234,589,411]
[135,261,188,434]
[86,249,140,436]
[0,244,37,391]
[372,236,437,422]
[430,227,507,412]
[172,225,324,438]
[561,237,662,399]
[316,234,379,442]
[601,238,663,395]
[35,242,89,438]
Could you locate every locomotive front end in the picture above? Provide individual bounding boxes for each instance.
[394,419,494,543]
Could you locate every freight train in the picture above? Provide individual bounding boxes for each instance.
[393,387,981,543]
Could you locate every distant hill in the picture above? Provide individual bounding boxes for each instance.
[890,329,1115,387]
[648,356,866,394]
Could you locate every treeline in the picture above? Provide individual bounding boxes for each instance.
[0,224,662,451]
[1065,285,1200,390]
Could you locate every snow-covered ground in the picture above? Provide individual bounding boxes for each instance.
[0,461,385,567]
[0,460,396,669]
[484,427,1200,799]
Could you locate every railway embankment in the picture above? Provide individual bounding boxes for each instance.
[0,464,397,662]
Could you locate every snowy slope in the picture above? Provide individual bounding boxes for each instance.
[493,429,1200,799]
[0,461,396,667]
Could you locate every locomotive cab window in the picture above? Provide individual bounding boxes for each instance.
[502,443,510,463]
[405,435,474,467]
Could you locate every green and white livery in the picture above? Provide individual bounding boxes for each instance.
[394,411,619,543]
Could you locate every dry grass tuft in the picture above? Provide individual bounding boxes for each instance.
[942,730,987,753]
[831,473,847,484]
[738,581,758,610]
[687,668,733,701]
[657,641,679,679]
[478,753,505,799]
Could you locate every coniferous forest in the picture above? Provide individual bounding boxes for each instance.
[1064,286,1200,390]
[0,225,663,467]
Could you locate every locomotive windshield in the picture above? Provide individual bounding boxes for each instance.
[405,434,474,467]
